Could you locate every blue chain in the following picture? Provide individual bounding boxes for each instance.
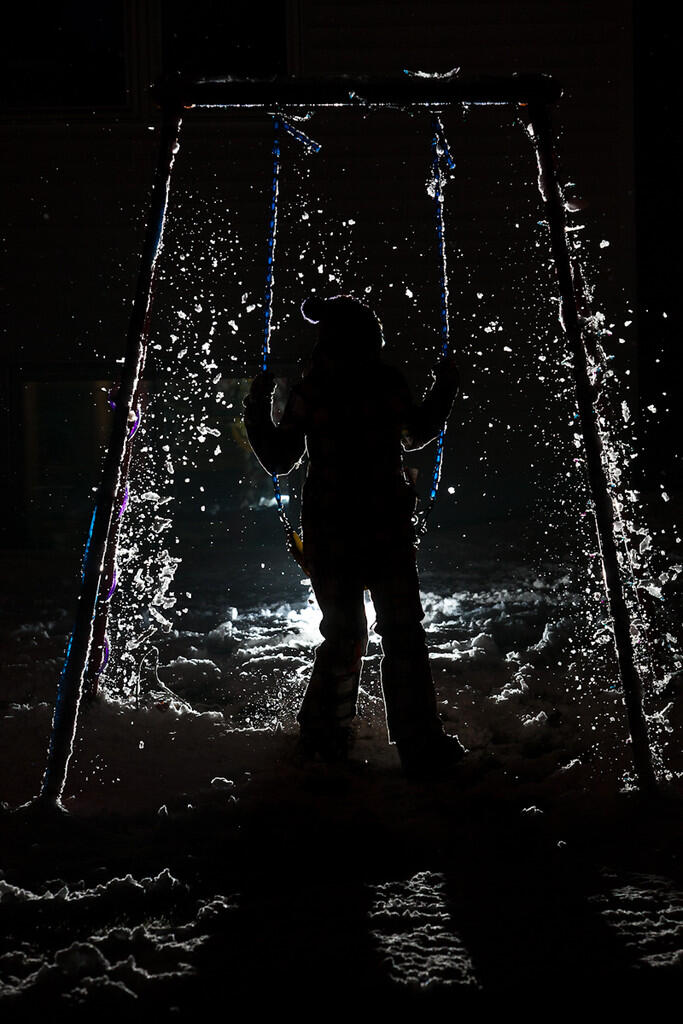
[262,120,280,374]
[261,115,321,522]
[422,116,455,521]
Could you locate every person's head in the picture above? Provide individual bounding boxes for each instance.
[301,294,384,364]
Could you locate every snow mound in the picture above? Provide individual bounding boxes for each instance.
[158,657,222,698]
[205,621,236,653]
[0,875,238,1008]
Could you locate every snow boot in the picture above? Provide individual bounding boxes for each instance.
[396,731,466,782]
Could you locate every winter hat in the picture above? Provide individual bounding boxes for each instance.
[301,294,384,356]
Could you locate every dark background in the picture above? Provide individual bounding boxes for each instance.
[0,0,680,559]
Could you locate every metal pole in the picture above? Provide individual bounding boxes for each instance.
[526,101,657,793]
[38,103,183,808]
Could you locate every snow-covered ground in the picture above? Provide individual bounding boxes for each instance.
[1,529,682,1011]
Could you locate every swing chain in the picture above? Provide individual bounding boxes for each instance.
[260,112,454,544]
[414,115,456,534]
[261,113,320,568]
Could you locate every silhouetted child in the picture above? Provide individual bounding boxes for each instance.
[244,295,465,780]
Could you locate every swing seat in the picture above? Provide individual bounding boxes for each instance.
[289,529,309,575]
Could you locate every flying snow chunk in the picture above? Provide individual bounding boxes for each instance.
[405,288,414,298]
[600,240,610,248]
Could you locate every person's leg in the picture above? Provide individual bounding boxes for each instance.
[296,566,368,748]
[368,545,443,745]
[369,542,466,778]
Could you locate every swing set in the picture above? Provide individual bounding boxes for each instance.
[259,108,455,570]
[37,73,658,809]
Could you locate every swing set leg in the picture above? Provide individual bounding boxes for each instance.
[83,389,145,701]
[527,102,657,794]
[36,104,183,809]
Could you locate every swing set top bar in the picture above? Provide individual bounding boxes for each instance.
[155,72,562,110]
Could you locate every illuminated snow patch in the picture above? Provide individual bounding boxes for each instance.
[251,599,323,649]
[0,874,238,1007]
[590,874,683,969]
[368,871,479,988]
[238,592,380,655]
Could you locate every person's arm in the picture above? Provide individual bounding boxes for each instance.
[401,355,460,451]
[243,372,307,475]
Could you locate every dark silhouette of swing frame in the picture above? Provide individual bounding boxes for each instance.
[37,74,657,809]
